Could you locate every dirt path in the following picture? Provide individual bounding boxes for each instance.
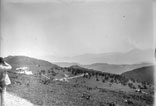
[1,92,35,106]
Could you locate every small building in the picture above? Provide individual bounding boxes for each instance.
[16,67,33,75]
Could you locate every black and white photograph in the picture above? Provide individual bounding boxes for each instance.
[0,0,155,106]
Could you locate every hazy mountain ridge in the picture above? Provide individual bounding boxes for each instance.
[55,62,152,74]
[51,49,154,64]
[54,62,80,67]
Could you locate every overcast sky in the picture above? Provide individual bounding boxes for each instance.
[0,0,154,59]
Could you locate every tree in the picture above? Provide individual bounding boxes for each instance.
[110,79,114,83]
[96,77,99,81]
[102,79,105,83]
[41,70,46,74]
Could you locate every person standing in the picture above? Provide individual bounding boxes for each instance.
[0,57,12,106]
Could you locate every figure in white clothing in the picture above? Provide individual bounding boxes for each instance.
[0,57,12,106]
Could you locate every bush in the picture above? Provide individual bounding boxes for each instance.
[41,70,46,74]
[128,83,135,89]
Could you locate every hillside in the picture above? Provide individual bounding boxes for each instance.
[121,66,154,84]
[54,62,80,67]
[66,65,154,91]
[4,56,59,67]
[3,56,154,106]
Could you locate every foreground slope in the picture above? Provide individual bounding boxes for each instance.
[2,92,35,106]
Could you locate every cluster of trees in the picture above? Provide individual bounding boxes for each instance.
[67,67,130,85]
[66,66,150,89]
[38,67,59,76]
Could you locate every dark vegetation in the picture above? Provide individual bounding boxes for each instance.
[64,65,152,90]
[67,65,130,85]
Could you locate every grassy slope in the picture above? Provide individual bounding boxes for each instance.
[4,56,154,106]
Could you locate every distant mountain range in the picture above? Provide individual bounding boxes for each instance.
[49,49,154,65]
[55,62,152,74]
[121,66,154,84]
[54,62,80,67]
